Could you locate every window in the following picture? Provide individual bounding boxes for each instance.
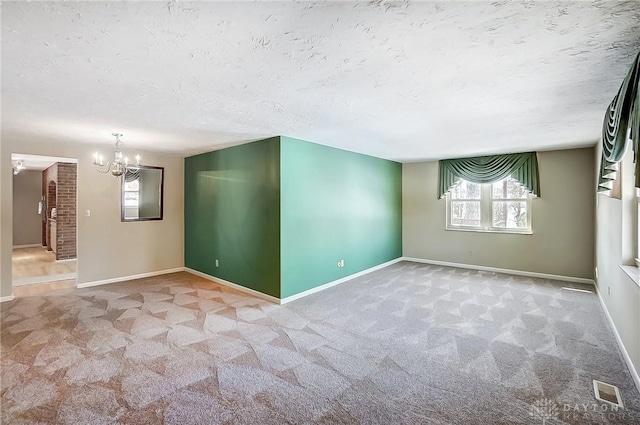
[446,176,532,233]
[123,178,140,220]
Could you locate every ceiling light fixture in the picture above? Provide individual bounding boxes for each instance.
[93,133,141,177]
[12,160,26,175]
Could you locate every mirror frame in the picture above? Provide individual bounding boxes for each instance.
[121,165,164,222]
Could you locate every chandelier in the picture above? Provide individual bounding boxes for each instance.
[12,160,25,175]
[93,133,141,177]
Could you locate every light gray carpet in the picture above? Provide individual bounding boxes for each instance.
[1,261,639,424]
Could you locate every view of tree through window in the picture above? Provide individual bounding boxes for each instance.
[447,176,531,233]
[450,180,481,226]
[491,178,528,229]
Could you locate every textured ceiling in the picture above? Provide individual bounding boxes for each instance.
[2,1,639,161]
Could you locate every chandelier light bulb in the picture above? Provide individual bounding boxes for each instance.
[92,133,141,176]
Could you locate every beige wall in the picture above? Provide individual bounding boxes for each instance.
[0,138,184,298]
[12,170,43,246]
[403,147,595,279]
[594,145,640,380]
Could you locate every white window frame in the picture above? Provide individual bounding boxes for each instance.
[446,179,532,234]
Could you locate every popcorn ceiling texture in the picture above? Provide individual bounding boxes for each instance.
[2,1,639,160]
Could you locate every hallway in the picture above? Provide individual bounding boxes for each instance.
[12,246,76,288]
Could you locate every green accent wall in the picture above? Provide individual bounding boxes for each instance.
[280,136,402,298]
[184,135,402,300]
[184,137,281,297]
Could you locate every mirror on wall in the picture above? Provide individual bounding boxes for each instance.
[121,166,164,221]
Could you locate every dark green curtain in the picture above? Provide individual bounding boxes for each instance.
[438,152,540,199]
[599,51,640,192]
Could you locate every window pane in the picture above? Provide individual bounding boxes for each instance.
[492,201,528,228]
[451,201,481,226]
[124,179,139,191]
[492,177,528,199]
[124,191,139,207]
[451,180,481,199]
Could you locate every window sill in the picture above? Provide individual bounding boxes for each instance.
[620,265,640,288]
[445,227,532,235]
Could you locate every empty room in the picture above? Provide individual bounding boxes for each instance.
[1,1,639,424]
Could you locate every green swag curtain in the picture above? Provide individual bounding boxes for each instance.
[124,169,141,182]
[438,152,540,199]
[599,51,640,192]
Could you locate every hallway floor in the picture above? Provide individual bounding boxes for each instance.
[12,247,76,287]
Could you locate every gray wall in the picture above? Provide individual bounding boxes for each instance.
[594,144,640,381]
[12,170,43,246]
[1,138,184,298]
[403,147,595,279]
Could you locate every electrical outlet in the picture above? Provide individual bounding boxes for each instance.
[215,259,219,267]
[595,267,598,279]
[337,259,345,268]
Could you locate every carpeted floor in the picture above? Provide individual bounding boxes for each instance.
[1,261,639,424]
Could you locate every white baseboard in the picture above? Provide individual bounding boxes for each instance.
[76,267,185,289]
[280,257,404,304]
[401,257,595,285]
[594,283,640,394]
[12,244,44,249]
[13,273,77,286]
[185,257,404,305]
[0,295,15,303]
[184,268,281,304]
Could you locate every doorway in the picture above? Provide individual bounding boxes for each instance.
[11,153,78,296]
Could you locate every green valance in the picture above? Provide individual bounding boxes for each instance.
[438,152,540,199]
[599,51,640,192]
[124,169,141,182]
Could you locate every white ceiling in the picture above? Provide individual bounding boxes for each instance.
[2,1,639,162]
[11,153,76,171]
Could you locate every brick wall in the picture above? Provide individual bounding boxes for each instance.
[42,163,77,260]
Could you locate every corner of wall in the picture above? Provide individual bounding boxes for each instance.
[183,137,282,299]
[0,144,13,298]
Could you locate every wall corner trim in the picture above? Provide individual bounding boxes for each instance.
[76,268,185,289]
[184,268,281,304]
[0,295,15,303]
[401,257,595,285]
[594,283,640,394]
[280,257,404,304]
